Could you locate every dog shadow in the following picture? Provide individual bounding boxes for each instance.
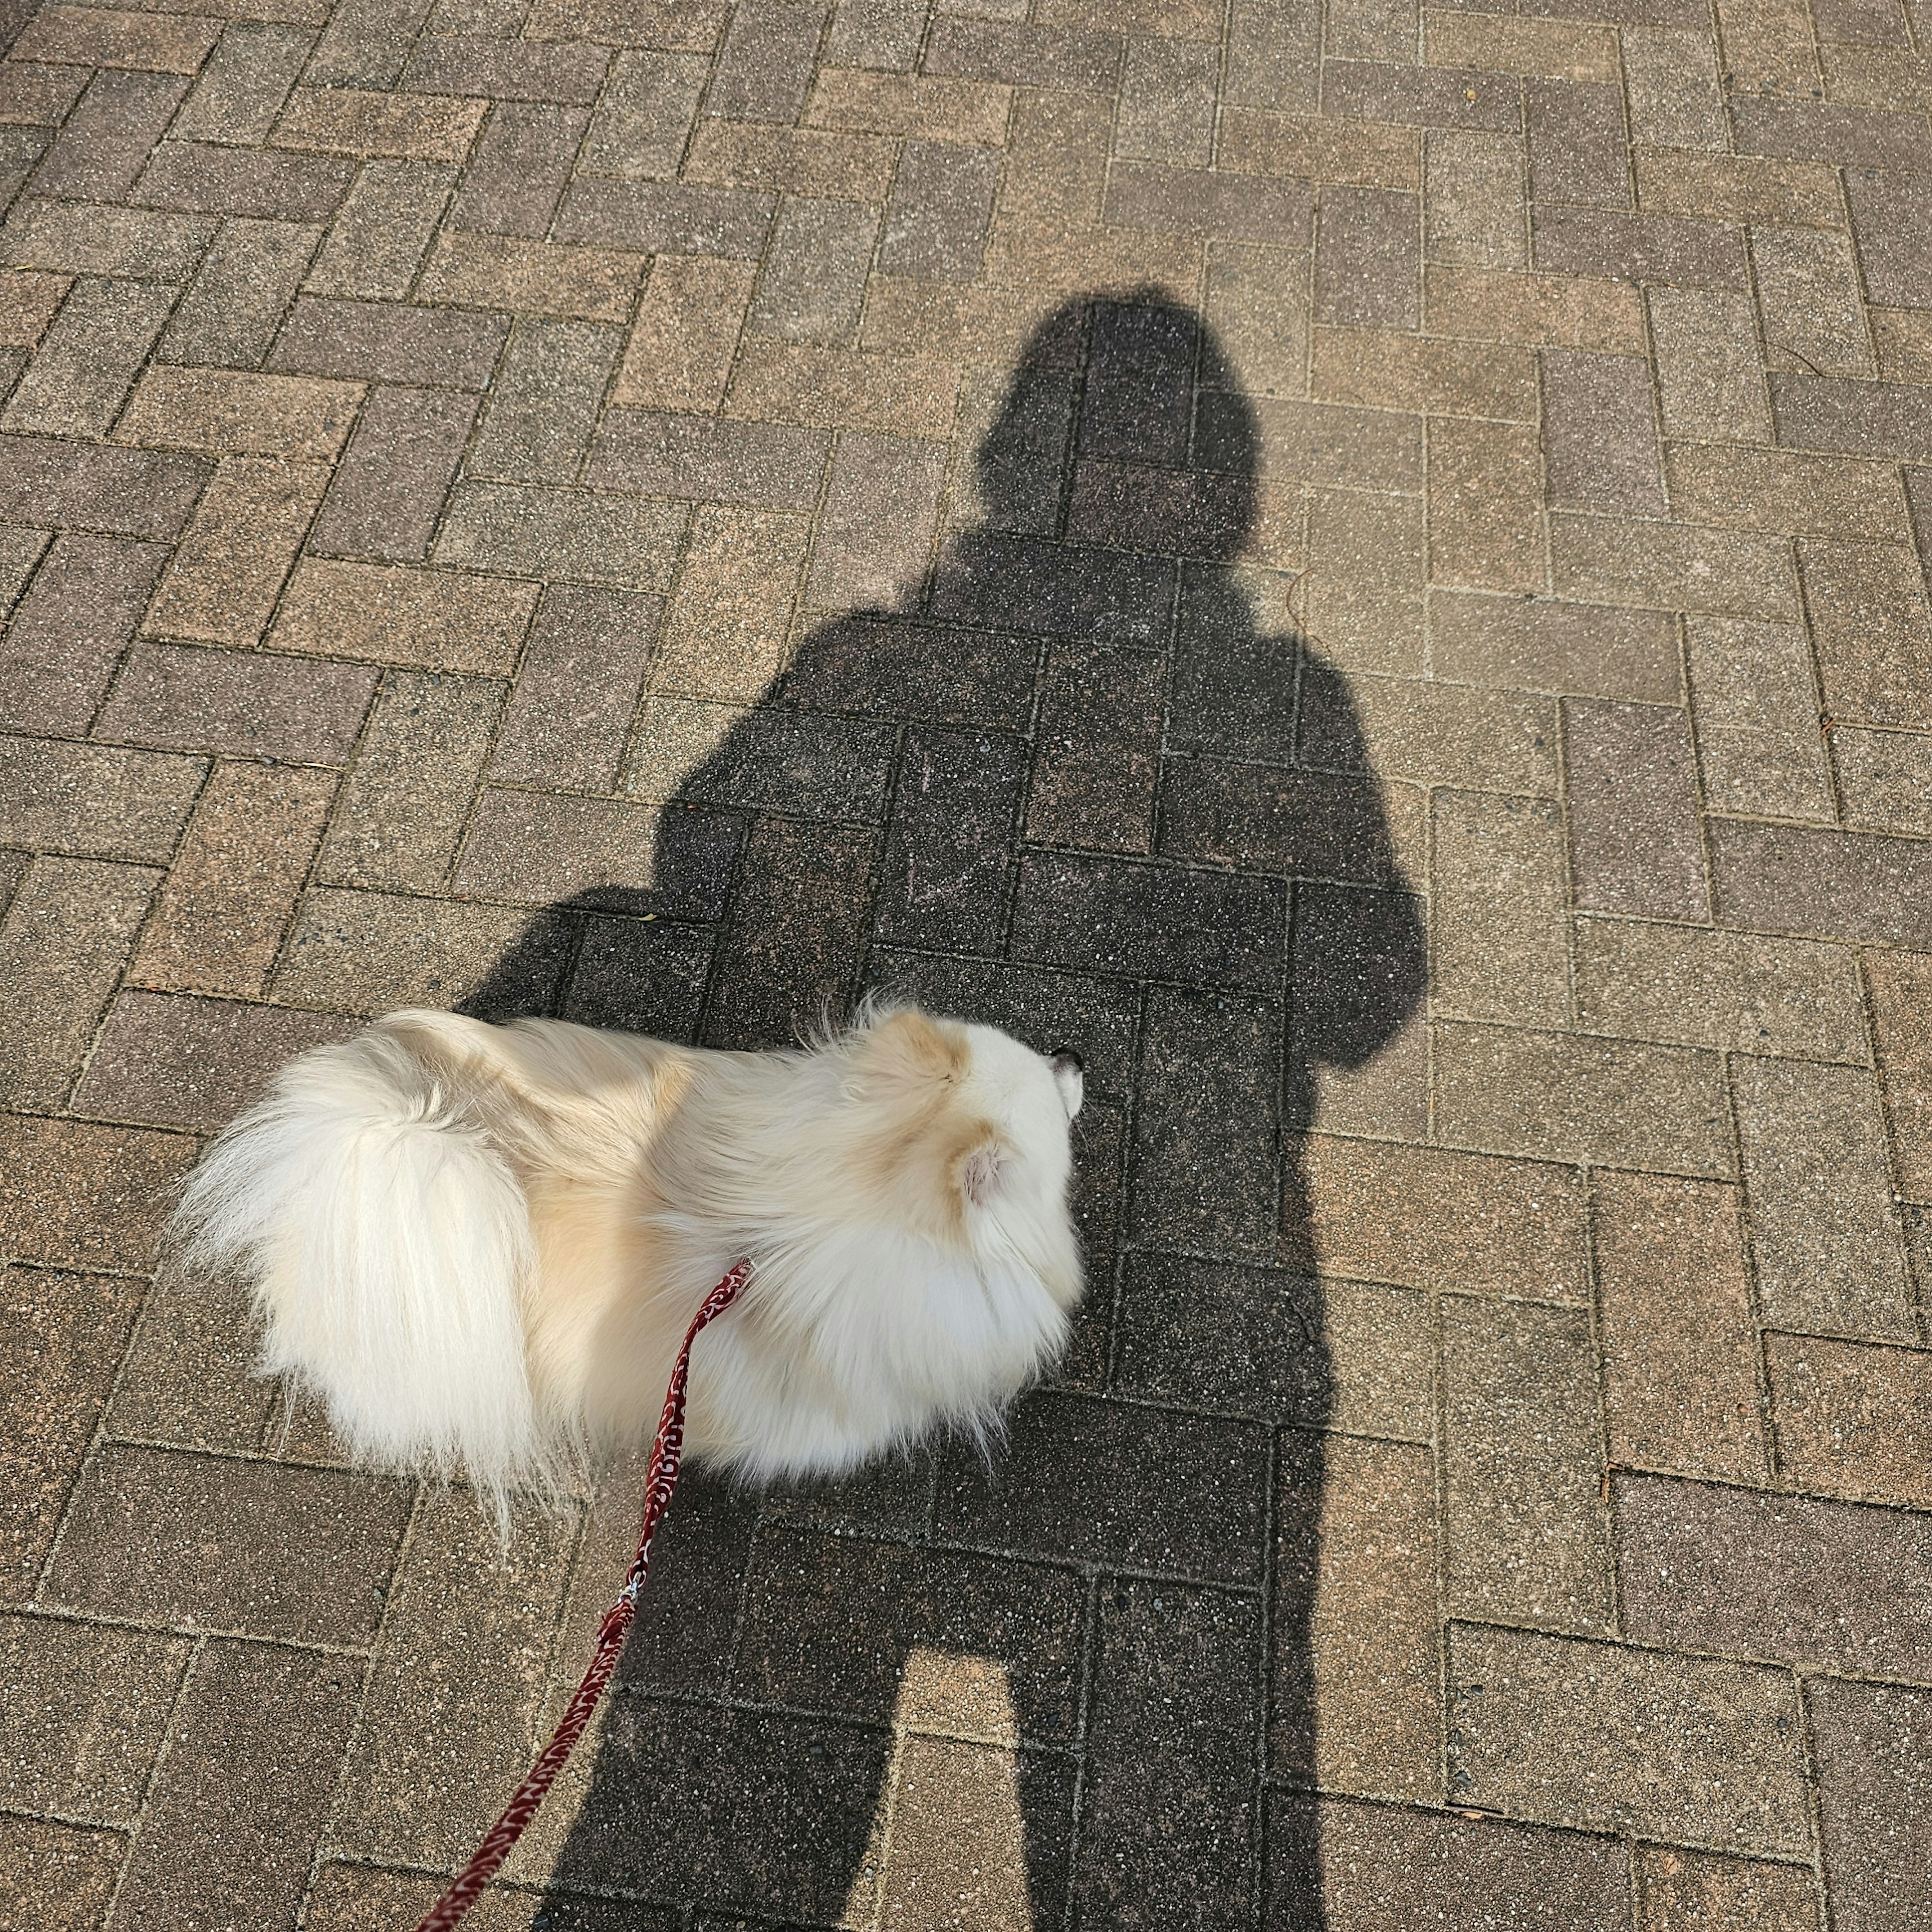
[464,291,1425,1931]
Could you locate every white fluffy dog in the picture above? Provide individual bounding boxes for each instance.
[169,1004,1085,1522]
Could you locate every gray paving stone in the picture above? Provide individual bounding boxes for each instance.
[1732,1056,1916,1343]
[1447,1623,1811,1854]
[1441,1296,1614,1635]
[43,1443,411,1645]
[1618,1472,1932,1681]
[1270,1794,1632,1931]
[1809,1676,1932,1932]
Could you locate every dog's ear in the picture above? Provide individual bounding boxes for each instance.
[1050,1050,1084,1120]
[853,1008,969,1095]
[957,1139,1005,1208]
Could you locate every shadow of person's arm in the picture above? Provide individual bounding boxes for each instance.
[1289,642,1428,1073]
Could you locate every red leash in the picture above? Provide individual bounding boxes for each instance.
[412,1259,752,1931]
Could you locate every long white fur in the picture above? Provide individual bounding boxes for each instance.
[169,1004,1085,1529]
[171,1031,552,1523]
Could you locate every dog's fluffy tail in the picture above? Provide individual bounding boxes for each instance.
[170,1021,549,1522]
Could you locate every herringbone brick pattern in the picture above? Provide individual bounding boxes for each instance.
[2,0,1929,1925]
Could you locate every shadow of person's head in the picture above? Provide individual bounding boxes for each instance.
[973,288,1258,564]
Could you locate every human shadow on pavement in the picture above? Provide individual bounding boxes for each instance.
[466,292,1425,1931]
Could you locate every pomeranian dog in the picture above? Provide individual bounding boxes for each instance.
[168,1003,1085,1523]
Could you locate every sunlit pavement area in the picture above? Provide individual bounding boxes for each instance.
[3,0,1931,1925]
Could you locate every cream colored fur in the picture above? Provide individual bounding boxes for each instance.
[170,1004,1085,1524]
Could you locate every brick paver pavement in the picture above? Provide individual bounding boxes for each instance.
[3,0,1931,1925]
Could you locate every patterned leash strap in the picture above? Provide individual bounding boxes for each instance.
[412,1259,753,1932]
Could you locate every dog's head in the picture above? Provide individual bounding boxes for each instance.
[703,1005,1087,1478]
[840,1006,1084,1299]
